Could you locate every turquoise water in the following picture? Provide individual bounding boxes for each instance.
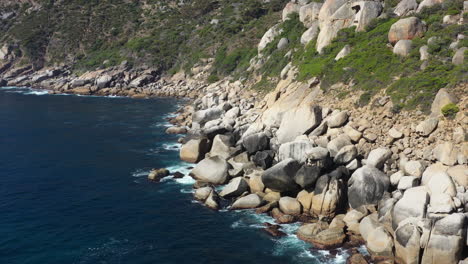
[0,87,355,264]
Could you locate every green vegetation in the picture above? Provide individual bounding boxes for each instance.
[441,103,460,117]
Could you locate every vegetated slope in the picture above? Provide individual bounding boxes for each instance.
[0,0,466,112]
[0,0,286,72]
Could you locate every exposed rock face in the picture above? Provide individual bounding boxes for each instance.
[294,164,321,189]
[417,0,444,12]
[242,132,269,154]
[252,150,275,169]
[452,47,467,65]
[388,17,426,44]
[311,174,343,218]
[147,168,170,181]
[299,2,322,27]
[258,24,282,52]
[359,213,380,241]
[317,0,354,53]
[191,156,229,185]
[192,107,223,128]
[393,39,412,57]
[416,117,438,136]
[300,21,320,45]
[447,165,468,187]
[366,148,392,169]
[282,2,300,21]
[421,213,466,264]
[231,194,262,209]
[395,219,421,264]
[431,88,458,116]
[335,44,351,61]
[96,75,112,88]
[309,227,346,249]
[278,139,315,163]
[180,138,209,163]
[348,166,389,209]
[366,226,394,261]
[327,134,352,157]
[277,37,289,50]
[433,141,458,166]
[351,1,383,32]
[220,177,249,198]
[392,186,429,229]
[194,186,212,201]
[394,0,418,16]
[262,158,301,192]
[276,105,322,144]
[209,134,234,159]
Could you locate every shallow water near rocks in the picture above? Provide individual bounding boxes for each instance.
[0,87,354,264]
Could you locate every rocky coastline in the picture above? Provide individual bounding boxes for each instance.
[162,75,467,264]
[1,61,467,263]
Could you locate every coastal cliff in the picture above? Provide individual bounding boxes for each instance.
[0,0,467,263]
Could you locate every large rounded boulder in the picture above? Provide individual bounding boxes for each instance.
[262,158,301,192]
[191,156,229,185]
[348,166,390,209]
[388,17,425,44]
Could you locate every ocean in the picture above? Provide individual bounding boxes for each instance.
[0,87,360,264]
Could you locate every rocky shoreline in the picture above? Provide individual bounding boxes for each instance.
[1,61,467,263]
[161,75,467,264]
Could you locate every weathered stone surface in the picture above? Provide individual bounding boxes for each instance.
[194,186,212,201]
[252,150,275,170]
[334,145,357,165]
[282,2,300,21]
[359,213,380,241]
[421,213,466,264]
[388,17,425,44]
[416,117,438,136]
[278,139,315,163]
[180,138,209,163]
[425,170,456,197]
[327,134,352,157]
[366,227,394,260]
[262,158,301,192]
[404,160,425,178]
[394,0,418,16]
[210,134,234,159]
[299,2,322,27]
[393,39,412,57]
[348,166,390,209]
[242,132,269,154]
[420,45,430,60]
[276,105,322,144]
[205,189,220,210]
[417,0,444,12]
[309,227,346,249]
[395,219,421,264]
[447,165,468,187]
[258,24,282,52]
[335,44,351,61]
[452,47,467,65]
[147,168,170,181]
[392,186,429,229]
[220,177,249,198]
[311,175,343,218]
[192,107,223,128]
[366,147,392,169]
[297,222,329,242]
[431,88,458,116]
[271,207,296,223]
[294,164,321,189]
[300,21,320,45]
[433,141,458,166]
[297,190,314,212]
[397,176,419,190]
[277,37,289,50]
[191,156,229,185]
[279,197,302,215]
[231,194,262,209]
[328,111,349,128]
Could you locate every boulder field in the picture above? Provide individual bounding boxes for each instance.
[167,74,467,264]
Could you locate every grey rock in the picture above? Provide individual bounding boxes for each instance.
[191,156,229,185]
[262,158,301,192]
[366,147,392,169]
[220,177,249,198]
[348,166,390,209]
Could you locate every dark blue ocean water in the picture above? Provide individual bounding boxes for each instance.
[0,87,353,264]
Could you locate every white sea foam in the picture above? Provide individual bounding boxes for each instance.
[162,143,181,151]
[131,169,150,178]
[25,90,49,95]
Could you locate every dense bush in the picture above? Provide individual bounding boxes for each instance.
[441,103,460,117]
